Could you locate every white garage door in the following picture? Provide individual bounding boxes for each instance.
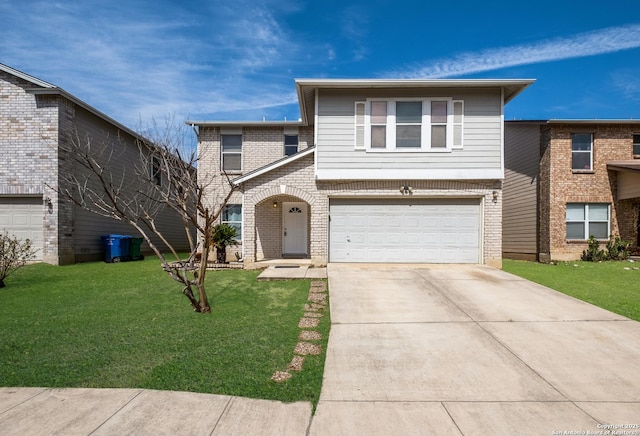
[0,197,44,260]
[329,198,480,263]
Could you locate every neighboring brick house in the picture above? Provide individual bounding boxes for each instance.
[0,63,190,265]
[504,120,640,262]
[192,78,533,268]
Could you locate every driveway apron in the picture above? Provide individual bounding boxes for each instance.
[309,264,640,435]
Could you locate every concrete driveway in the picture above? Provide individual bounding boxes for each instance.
[309,264,640,435]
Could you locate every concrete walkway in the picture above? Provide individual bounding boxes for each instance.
[309,264,640,435]
[2,264,640,435]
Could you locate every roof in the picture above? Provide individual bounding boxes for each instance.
[607,160,640,173]
[232,146,315,185]
[187,120,305,128]
[546,119,640,125]
[295,78,535,125]
[0,63,142,140]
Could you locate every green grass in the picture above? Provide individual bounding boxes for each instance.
[502,259,640,321]
[0,257,330,405]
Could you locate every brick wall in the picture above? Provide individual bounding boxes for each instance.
[0,72,60,263]
[540,123,638,261]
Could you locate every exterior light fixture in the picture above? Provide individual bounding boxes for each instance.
[273,201,278,208]
[492,191,498,203]
[400,185,413,195]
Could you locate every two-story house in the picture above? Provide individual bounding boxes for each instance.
[192,78,534,268]
[504,120,640,262]
[0,63,191,264]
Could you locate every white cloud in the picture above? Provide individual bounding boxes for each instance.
[388,24,640,78]
[0,1,309,126]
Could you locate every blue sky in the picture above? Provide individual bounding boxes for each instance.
[2,0,640,130]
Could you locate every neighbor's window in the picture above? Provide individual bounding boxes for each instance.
[222,204,242,241]
[566,203,609,240]
[633,134,640,157]
[150,156,162,186]
[363,99,462,151]
[284,134,298,156]
[571,133,593,171]
[221,134,242,172]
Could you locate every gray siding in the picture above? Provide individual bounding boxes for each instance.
[68,106,192,262]
[503,123,540,258]
[315,88,503,176]
[618,171,640,200]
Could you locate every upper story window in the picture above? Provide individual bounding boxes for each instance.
[284,134,299,156]
[150,155,161,186]
[571,133,593,171]
[566,203,609,240]
[221,134,242,172]
[633,134,640,157]
[356,99,463,152]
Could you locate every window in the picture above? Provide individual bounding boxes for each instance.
[370,101,387,148]
[566,203,609,240]
[221,134,242,172]
[633,134,640,157]
[284,134,298,156]
[571,133,592,171]
[396,101,422,148]
[150,156,161,186]
[222,204,242,241]
[362,98,462,151]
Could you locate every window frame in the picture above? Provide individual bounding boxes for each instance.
[566,203,610,240]
[571,133,593,172]
[150,155,161,186]
[284,134,299,156]
[222,204,242,242]
[363,98,456,152]
[633,133,640,158]
[221,134,242,172]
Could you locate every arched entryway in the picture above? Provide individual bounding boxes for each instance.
[255,195,310,260]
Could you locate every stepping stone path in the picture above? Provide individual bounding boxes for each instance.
[271,280,328,382]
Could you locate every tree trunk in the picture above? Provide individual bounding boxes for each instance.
[197,242,211,313]
[216,246,226,264]
[0,279,5,288]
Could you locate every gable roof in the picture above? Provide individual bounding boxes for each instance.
[232,146,315,185]
[0,63,141,140]
[295,78,535,125]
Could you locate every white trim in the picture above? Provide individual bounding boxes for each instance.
[354,101,365,150]
[316,168,504,180]
[232,147,315,185]
[241,194,246,261]
[452,100,464,150]
[363,98,455,152]
[314,88,319,180]
[500,88,505,175]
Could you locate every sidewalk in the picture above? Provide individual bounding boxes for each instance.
[0,387,312,435]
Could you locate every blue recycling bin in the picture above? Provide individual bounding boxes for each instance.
[101,235,132,263]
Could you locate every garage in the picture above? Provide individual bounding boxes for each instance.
[0,197,44,260]
[329,198,481,263]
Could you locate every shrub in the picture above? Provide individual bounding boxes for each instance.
[0,231,38,288]
[605,235,631,260]
[582,235,631,262]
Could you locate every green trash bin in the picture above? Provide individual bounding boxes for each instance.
[129,237,144,261]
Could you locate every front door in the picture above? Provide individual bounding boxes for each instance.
[283,202,308,256]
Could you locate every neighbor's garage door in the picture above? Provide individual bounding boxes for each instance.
[0,197,44,260]
[329,198,480,263]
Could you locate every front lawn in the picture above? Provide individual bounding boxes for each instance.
[502,259,640,321]
[0,257,329,405]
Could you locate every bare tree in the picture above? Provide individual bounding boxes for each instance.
[0,231,38,288]
[56,117,234,313]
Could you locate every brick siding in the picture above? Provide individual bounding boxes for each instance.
[539,123,639,261]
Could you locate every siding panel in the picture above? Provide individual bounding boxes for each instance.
[316,88,503,178]
[503,123,541,257]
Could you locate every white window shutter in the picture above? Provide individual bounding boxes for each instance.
[452,100,464,149]
[354,101,365,150]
